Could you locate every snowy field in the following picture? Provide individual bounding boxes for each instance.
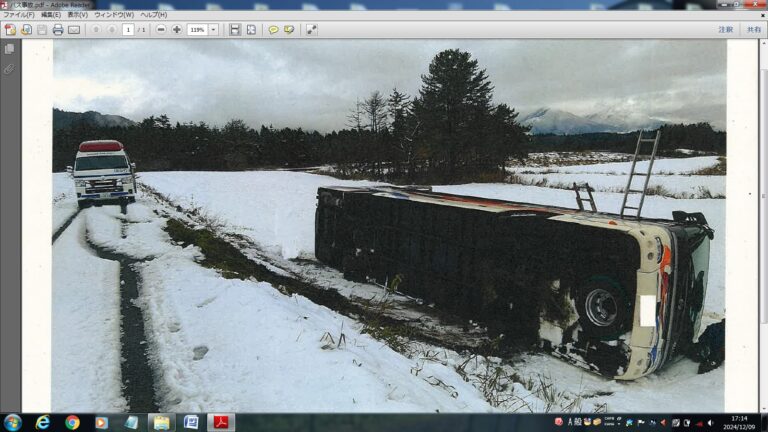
[51,156,725,413]
[509,156,724,198]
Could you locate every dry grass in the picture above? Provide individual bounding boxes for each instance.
[690,156,727,176]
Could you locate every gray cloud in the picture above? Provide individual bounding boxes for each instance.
[53,39,726,131]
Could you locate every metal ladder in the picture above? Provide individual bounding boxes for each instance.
[620,129,661,219]
[572,182,597,212]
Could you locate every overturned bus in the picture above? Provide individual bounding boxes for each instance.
[314,186,714,380]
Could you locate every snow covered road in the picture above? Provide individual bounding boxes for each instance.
[52,211,127,412]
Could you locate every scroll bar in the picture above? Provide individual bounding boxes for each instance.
[761,39,767,413]
[762,55,767,325]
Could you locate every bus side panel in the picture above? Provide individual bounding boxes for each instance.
[364,196,547,345]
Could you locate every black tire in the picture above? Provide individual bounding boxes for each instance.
[574,275,632,340]
[129,197,136,203]
[77,200,88,209]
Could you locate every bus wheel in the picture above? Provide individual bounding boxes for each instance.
[575,275,630,340]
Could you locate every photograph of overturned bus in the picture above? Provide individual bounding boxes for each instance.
[315,186,713,380]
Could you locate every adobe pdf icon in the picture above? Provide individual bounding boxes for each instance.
[214,415,228,429]
[207,413,236,431]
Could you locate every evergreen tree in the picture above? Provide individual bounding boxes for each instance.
[413,49,495,179]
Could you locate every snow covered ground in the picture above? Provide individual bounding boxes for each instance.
[51,176,492,413]
[509,156,724,198]
[52,208,127,412]
[51,157,726,412]
[53,175,79,234]
[515,155,720,175]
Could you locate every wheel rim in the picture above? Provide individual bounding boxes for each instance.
[584,288,618,327]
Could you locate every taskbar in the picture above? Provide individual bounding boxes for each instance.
[0,413,764,432]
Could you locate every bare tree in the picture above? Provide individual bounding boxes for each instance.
[362,90,389,133]
[346,98,364,132]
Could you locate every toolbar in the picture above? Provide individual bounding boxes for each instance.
[1,19,766,38]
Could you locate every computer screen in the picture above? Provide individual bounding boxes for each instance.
[0,5,765,432]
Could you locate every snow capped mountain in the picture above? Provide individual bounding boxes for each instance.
[584,108,665,132]
[520,107,665,135]
[520,108,621,135]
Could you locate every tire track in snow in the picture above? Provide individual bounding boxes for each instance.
[84,204,160,412]
[52,209,81,243]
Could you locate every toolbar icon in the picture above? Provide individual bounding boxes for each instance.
[246,24,257,35]
[21,24,32,35]
[148,413,175,431]
[4,24,16,36]
[37,24,47,35]
[207,413,235,432]
[306,23,318,35]
[183,415,199,430]
[124,416,139,430]
[268,25,279,35]
[283,24,295,34]
[153,415,170,430]
[95,417,108,430]
[65,415,80,430]
[53,24,64,36]
[229,23,241,36]
[35,414,51,430]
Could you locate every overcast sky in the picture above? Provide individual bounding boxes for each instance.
[53,39,726,132]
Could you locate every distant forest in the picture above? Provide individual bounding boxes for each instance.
[530,125,725,156]
[53,49,726,184]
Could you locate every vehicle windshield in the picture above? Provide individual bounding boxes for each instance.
[75,155,129,171]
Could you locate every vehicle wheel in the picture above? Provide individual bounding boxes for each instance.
[574,275,631,340]
[77,201,88,210]
[129,197,136,203]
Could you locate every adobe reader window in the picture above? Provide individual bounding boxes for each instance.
[0,6,766,432]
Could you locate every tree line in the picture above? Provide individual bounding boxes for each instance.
[529,123,725,156]
[54,49,530,184]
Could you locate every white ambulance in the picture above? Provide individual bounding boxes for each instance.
[67,140,137,209]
